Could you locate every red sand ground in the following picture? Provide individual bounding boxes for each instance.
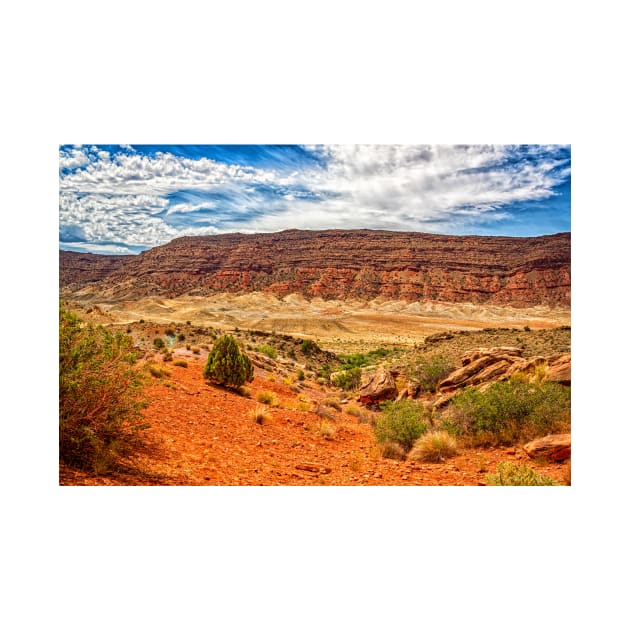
[59,351,570,486]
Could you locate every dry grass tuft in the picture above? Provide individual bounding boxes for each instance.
[313,402,335,421]
[318,420,336,440]
[256,390,278,406]
[407,431,458,463]
[323,397,342,411]
[148,364,171,378]
[379,441,407,460]
[248,405,272,425]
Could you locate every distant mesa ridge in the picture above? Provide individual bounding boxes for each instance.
[59,229,571,307]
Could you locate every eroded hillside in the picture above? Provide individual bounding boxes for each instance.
[60,229,570,307]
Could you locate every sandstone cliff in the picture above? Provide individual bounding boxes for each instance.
[59,229,570,307]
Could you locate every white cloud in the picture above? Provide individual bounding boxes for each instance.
[59,145,570,251]
[61,242,138,254]
[59,146,90,170]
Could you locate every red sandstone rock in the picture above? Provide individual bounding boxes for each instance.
[546,354,571,385]
[523,434,571,462]
[359,369,398,405]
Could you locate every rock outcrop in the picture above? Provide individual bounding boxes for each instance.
[59,252,130,290]
[59,229,571,307]
[359,369,398,405]
[434,347,571,393]
[523,434,571,462]
[545,353,571,385]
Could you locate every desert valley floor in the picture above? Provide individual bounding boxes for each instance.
[60,296,571,486]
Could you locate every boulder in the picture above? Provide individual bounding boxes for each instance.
[359,369,398,405]
[546,354,571,385]
[523,434,571,462]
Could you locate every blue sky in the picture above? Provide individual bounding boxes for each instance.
[59,144,570,254]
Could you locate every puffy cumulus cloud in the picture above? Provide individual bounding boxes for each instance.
[59,146,90,171]
[59,144,570,252]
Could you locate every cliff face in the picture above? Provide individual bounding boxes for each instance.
[59,251,131,290]
[59,229,571,307]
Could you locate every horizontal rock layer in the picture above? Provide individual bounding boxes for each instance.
[59,229,571,306]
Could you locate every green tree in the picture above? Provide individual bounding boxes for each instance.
[203,334,254,389]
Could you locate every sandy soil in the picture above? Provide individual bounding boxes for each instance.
[59,349,570,487]
[77,293,571,353]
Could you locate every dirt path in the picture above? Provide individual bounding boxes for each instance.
[59,352,570,486]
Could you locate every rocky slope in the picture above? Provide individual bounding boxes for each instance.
[59,229,571,307]
[59,251,131,290]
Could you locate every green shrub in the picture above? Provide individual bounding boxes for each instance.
[339,348,390,369]
[297,369,305,381]
[173,360,188,368]
[203,334,254,389]
[410,354,453,393]
[153,337,165,349]
[374,400,429,452]
[300,339,319,355]
[257,344,277,359]
[444,379,570,446]
[59,305,147,473]
[485,462,556,486]
[177,333,185,341]
[165,328,175,337]
[319,363,332,382]
[332,367,362,391]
